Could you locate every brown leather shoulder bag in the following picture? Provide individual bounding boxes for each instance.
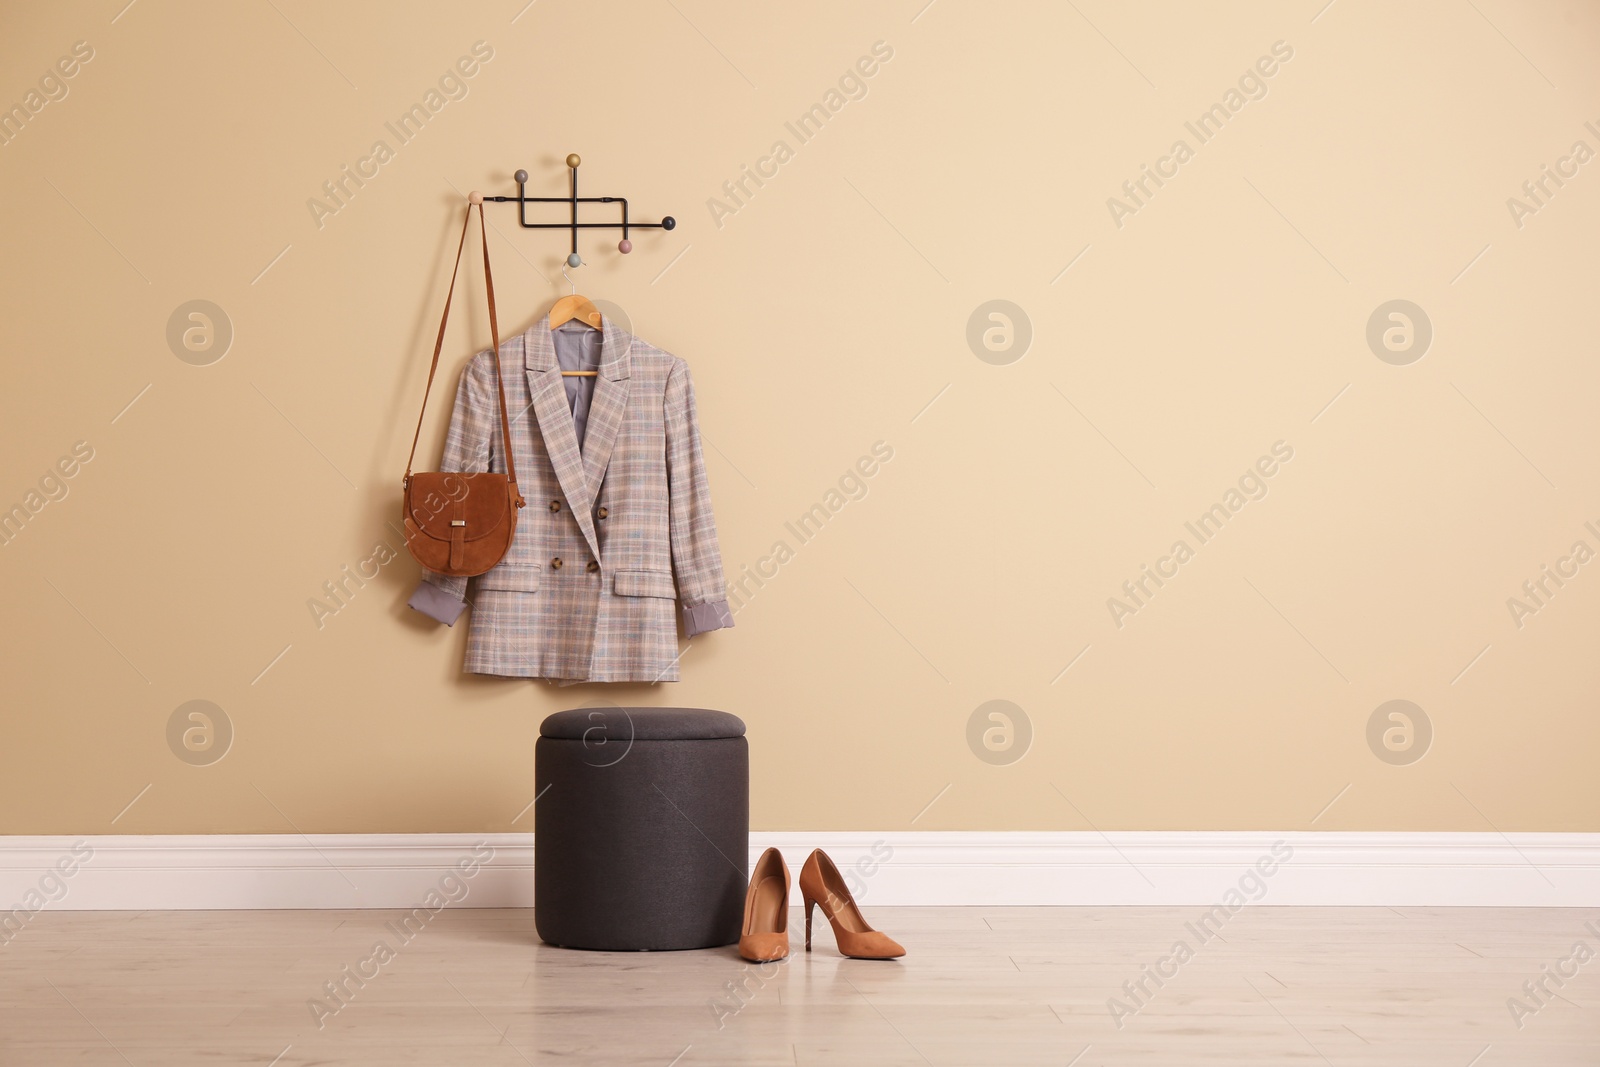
[403,201,526,576]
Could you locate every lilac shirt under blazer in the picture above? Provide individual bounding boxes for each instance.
[408,314,734,683]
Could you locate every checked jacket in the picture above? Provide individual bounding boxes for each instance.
[409,315,733,683]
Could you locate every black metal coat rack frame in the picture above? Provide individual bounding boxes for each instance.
[474,153,675,268]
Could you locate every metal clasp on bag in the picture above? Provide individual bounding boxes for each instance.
[451,520,466,527]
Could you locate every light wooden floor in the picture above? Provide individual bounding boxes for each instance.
[2,906,1595,1064]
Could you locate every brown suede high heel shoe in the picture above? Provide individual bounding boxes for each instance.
[738,847,791,962]
[799,849,905,960]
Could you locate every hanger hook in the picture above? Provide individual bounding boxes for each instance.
[560,259,578,295]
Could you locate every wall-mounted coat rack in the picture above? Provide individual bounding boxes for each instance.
[468,154,676,268]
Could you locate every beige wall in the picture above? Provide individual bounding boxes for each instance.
[2,1,1597,835]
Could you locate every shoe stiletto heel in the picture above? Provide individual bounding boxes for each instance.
[738,847,791,963]
[797,849,905,960]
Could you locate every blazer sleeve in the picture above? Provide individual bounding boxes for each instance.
[664,358,734,636]
[406,352,498,626]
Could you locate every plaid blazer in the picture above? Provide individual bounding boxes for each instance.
[409,315,733,683]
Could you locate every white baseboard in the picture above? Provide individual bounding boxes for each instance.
[1,832,1596,913]
[757,832,1600,908]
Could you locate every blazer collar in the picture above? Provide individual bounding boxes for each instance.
[522,314,633,561]
[523,313,632,381]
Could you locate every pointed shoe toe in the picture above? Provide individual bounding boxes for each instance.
[738,932,790,962]
[838,930,905,960]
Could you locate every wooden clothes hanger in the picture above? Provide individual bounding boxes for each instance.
[549,258,601,377]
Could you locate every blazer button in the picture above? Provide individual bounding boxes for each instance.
[586,560,599,574]
[550,557,563,570]
[548,500,562,513]
[596,506,609,520]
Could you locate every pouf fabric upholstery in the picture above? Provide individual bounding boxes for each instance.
[535,707,748,951]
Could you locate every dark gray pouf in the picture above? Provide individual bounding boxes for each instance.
[535,707,748,951]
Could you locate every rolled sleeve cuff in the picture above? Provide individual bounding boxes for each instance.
[408,581,468,626]
[682,599,734,637]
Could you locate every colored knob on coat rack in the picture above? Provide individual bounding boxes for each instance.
[567,253,582,268]
[566,153,581,168]
[514,169,529,183]
[617,239,632,254]
[661,216,676,230]
[468,191,483,204]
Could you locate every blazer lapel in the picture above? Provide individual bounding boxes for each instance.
[525,318,599,558]
[577,316,633,516]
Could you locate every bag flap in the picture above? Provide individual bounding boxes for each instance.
[613,569,676,599]
[476,562,541,592]
[406,472,511,543]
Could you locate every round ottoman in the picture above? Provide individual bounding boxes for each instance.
[535,706,748,951]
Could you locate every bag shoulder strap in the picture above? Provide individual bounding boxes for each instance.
[405,203,523,506]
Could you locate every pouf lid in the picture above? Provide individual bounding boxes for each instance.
[540,707,746,741]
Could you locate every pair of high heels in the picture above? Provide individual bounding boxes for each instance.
[738,847,905,962]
